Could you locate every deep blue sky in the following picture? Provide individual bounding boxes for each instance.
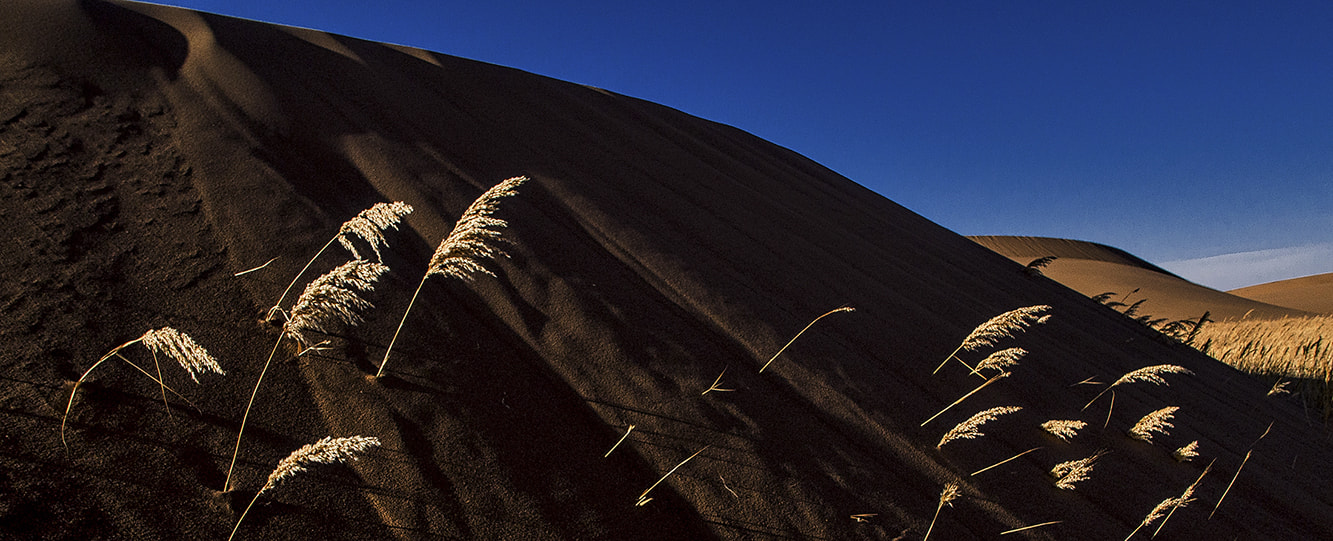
[149,1,1333,289]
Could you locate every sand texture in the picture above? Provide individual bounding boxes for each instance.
[3,1,1332,539]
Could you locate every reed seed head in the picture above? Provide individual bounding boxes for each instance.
[1173,440,1200,462]
[140,327,224,383]
[427,176,526,281]
[1111,364,1193,388]
[958,305,1052,352]
[337,202,413,261]
[1051,450,1104,490]
[939,483,960,507]
[285,260,388,347]
[264,435,381,494]
[975,347,1027,375]
[1041,420,1087,442]
[938,406,1022,448]
[1128,406,1178,443]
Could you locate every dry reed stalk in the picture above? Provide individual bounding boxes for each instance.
[921,372,1010,426]
[1128,406,1179,443]
[1210,422,1272,519]
[377,177,525,378]
[604,424,636,458]
[701,368,735,395]
[1153,460,1212,538]
[923,483,960,541]
[62,328,223,450]
[972,447,1042,476]
[934,305,1051,374]
[1000,521,1062,535]
[759,306,855,373]
[1172,441,1199,462]
[229,435,380,541]
[225,261,387,492]
[938,406,1022,448]
[970,347,1027,378]
[1082,364,1193,411]
[266,202,411,322]
[1051,450,1105,490]
[636,445,709,506]
[1041,420,1087,442]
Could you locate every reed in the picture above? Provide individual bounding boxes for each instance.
[1128,406,1179,443]
[266,202,411,323]
[1041,420,1087,442]
[937,406,1022,448]
[377,177,525,378]
[935,305,1050,374]
[225,261,387,492]
[759,306,855,373]
[228,435,380,541]
[62,328,223,450]
[1051,450,1104,490]
[1082,364,1193,411]
[923,483,960,541]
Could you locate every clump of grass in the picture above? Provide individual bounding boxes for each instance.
[1041,420,1087,442]
[225,261,388,492]
[1051,450,1105,490]
[1173,441,1200,462]
[1082,364,1193,412]
[266,202,412,323]
[1192,314,1333,418]
[938,406,1022,448]
[62,327,224,450]
[759,305,855,373]
[923,483,960,541]
[1128,406,1179,443]
[229,435,380,541]
[378,177,525,379]
[935,305,1051,374]
[970,347,1027,377]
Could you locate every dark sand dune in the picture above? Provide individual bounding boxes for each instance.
[971,236,1309,322]
[3,1,1331,539]
[1230,273,1333,315]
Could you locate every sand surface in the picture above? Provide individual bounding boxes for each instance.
[3,2,1332,539]
[1229,273,1333,315]
[970,236,1310,322]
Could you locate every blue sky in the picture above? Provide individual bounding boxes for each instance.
[149,1,1333,289]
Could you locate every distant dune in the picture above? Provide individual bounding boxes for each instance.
[1229,272,1333,315]
[4,1,1332,539]
[970,236,1310,322]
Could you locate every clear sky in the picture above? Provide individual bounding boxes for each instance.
[148,1,1333,290]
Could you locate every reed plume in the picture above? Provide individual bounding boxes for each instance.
[938,406,1022,448]
[226,261,387,492]
[935,305,1051,374]
[1051,450,1104,490]
[923,483,960,541]
[266,202,412,322]
[377,177,525,378]
[229,435,381,541]
[759,305,855,373]
[1128,406,1178,443]
[1041,420,1087,442]
[1173,441,1199,462]
[970,347,1027,377]
[1151,461,1212,538]
[62,327,223,450]
[1082,364,1193,411]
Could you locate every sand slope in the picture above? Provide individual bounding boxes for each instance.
[970,236,1309,322]
[3,1,1331,539]
[1230,273,1333,315]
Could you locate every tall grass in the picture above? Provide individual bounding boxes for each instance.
[1193,315,1333,417]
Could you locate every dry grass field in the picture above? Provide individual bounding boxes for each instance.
[1194,315,1333,417]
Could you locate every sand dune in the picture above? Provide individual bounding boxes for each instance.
[1230,273,1333,315]
[970,236,1309,322]
[4,1,1332,539]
